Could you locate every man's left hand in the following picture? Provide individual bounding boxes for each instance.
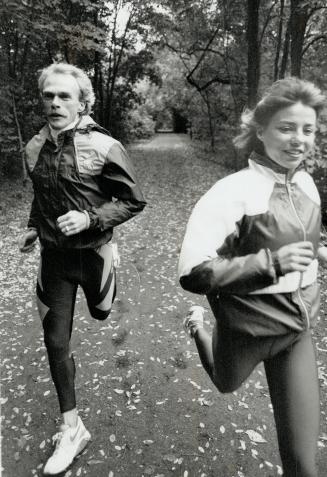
[57,211,89,236]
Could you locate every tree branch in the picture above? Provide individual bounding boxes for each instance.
[187,23,222,79]
[302,34,327,55]
[259,0,279,46]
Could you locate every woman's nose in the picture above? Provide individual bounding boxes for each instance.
[290,132,304,145]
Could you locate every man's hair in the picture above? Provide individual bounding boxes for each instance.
[38,63,95,115]
[234,77,326,155]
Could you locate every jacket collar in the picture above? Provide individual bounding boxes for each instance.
[248,151,304,183]
[49,117,80,144]
[39,115,96,142]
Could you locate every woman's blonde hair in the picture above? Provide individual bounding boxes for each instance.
[234,77,326,155]
[38,63,95,115]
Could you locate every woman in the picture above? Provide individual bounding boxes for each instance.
[178,77,326,477]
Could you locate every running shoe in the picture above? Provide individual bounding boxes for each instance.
[183,305,204,338]
[43,416,91,475]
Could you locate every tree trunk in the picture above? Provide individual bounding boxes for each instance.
[247,0,260,108]
[203,91,215,151]
[93,50,101,123]
[97,65,104,126]
[274,0,284,80]
[290,0,309,77]
[105,66,112,130]
[12,95,27,183]
[280,14,291,78]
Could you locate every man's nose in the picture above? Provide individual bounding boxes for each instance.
[51,95,60,107]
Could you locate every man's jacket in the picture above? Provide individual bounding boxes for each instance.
[25,116,146,249]
[178,152,321,336]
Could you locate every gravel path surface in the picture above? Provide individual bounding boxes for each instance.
[1,134,326,477]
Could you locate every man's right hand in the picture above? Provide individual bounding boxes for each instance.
[19,228,38,253]
[276,241,314,274]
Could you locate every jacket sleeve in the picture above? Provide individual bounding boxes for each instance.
[87,142,146,231]
[27,196,39,231]
[178,181,277,295]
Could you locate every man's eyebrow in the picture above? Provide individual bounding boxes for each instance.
[43,90,72,96]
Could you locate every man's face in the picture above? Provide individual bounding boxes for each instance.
[41,73,85,130]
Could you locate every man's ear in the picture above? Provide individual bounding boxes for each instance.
[78,102,86,114]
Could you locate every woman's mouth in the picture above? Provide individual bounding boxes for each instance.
[285,150,303,157]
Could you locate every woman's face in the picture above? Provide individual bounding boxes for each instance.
[257,102,317,170]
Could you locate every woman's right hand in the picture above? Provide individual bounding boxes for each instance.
[276,241,314,274]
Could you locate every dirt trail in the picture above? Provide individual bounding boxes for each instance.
[132,133,191,150]
[1,134,326,477]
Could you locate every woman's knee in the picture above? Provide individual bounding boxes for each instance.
[211,370,240,394]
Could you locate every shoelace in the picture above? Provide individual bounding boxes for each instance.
[51,431,65,453]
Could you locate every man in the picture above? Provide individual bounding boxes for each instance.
[19,63,146,475]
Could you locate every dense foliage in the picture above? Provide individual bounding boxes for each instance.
[0,0,159,177]
[1,0,327,178]
[153,0,327,151]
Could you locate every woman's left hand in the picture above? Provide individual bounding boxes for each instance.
[57,211,89,236]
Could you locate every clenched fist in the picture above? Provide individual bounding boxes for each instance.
[19,228,38,253]
[275,241,314,275]
[57,211,89,236]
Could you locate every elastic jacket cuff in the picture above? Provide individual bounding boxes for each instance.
[83,210,90,230]
[271,250,283,277]
[87,209,98,230]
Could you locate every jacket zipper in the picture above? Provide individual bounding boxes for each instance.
[285,176,310,329]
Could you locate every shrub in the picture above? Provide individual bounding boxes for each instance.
[124,106,156,140]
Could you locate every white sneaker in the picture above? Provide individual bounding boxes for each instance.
[43,416,91,475]
[183,305,205,338]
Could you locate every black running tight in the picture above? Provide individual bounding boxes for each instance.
[36,246,116,413]
[264,332,319,477]
[194,326,320,477]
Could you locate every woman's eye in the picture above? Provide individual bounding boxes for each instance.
[304,129,314,135]
[279,127,291,133]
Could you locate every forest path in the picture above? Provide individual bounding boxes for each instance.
[132,133,191,150]
[1,134,326,477]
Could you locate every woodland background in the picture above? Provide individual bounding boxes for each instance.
[2,3,327,476]
[1,0,327,179]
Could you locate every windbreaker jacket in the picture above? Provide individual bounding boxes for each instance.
[25,116,146,249]
[178,152,321,336]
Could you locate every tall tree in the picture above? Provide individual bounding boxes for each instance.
[0,0,159,176]
[153,0,247,147]
[290,0,310,77]
[247,0,261,107]
[274,0,285,80]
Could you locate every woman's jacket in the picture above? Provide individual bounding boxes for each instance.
[178,152,321,336]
